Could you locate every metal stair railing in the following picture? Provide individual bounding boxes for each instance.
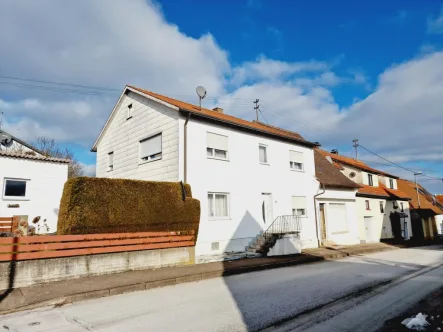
[263,215,302,241]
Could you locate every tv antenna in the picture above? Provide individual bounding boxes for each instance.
[352,139,359,160]
[196,86,207,111]
[253,99,260,121]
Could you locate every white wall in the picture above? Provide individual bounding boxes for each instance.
[341,165,363,184]
[379,176,398,189]
[316,188,360,245]
[436,215,443,235]
[185,117,319,255]
[96,92,179,181]
[0,156,68,233]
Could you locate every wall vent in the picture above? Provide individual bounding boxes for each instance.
[211,242,220,251]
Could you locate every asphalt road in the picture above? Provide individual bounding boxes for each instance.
[2,245,443,332]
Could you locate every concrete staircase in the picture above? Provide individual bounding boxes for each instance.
[246,233,281,255]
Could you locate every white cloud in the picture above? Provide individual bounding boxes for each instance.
[81,163,96,177]
[427,6,443,34]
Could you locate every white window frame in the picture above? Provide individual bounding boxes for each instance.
[207,192,230,220]
[389,178,394,189]
[206,132,229,161]
[292,196,307,217]
[107,151,114,172]
[368,174,373,186]
[289,150,304,172]
[259,144,269,164]
[3,178,30,201]
[127,103,133,120]
[139,133,162,164]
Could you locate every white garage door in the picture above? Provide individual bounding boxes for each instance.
[328,203,347,234]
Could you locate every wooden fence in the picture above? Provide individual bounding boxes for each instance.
[0,231,196,262]
[0,217,18,233]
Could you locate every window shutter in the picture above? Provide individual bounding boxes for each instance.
[207,132,228,151]
[289,150,303,163]
[140,134,162,158]
[292,196,306,209]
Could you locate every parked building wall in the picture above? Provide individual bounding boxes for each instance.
[96,92,180,181]
[381,200,412,240]
[184,117,319,255]
[0,157,68,233]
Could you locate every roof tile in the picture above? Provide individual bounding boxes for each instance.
[397,179,443,214]
[0,150,70,163]
[314,150,360,189]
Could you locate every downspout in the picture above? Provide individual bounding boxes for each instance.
[183,113,191,184]
[314,181,326,247]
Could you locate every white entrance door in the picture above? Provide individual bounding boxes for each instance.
[364,217,374,242]
[262,193,273,224]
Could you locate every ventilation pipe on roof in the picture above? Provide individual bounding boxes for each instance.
[331,149,339,155]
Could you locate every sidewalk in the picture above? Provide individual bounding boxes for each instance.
[0,242,396,314]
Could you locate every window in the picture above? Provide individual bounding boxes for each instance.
[393,201,399,209]
[208,192,229,218]
[400,202,404,212]
[206,132,228,160]
[380,201,384,213]
[127,104,133,119]
[139,133,162,163]
[107,152,114,172]
[289,150,304,171]
[292,196,307,216]
[259,144,268,164]
[3,179,28,200]
[365,200,370,210]
[368,174,373,186]
[328,203,348,234]
[389,178,394,189]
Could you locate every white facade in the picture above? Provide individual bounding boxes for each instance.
[94,90,320,256]
[0,156,68,233]
[316,188,360,245]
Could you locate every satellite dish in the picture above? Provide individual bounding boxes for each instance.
[325,156,333,164]
[196,86,207,99]
[0,133,13,148]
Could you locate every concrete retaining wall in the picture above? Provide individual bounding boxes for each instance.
[268,234,302,256]
[0,246,195,289]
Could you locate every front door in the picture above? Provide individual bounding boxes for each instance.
[261,193,273,224]
[364,217,374,243]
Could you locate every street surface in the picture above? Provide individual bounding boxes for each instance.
[2,245,443,332]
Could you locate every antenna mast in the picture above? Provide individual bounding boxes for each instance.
[0,111,3,131]
[253,99,260,121]
[352,139,359,160]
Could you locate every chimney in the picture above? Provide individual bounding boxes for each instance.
[212,107,223,114]
[331,149,339,155]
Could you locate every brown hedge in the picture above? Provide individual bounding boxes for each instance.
[57,177,200,235]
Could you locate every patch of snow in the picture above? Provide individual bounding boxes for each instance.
[402,313,430,331]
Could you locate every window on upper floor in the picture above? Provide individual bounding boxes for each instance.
[139,133,162,163]
[400,202,404,212]
[206,132,228,160]
[3,178,29,200]
[289,150,304,171]
[380,201,384,213]
[259,144,268,164]
[127,104,133,120]
[208,192,229,218]
[368,174,373,186]
[292,196,307,216]
[107,152,114,172]
[365,200,370,210]
[389,178,394,189]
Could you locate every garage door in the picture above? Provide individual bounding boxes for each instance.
[328,203,347,234]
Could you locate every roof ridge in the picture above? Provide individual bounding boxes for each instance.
[252,120,306,139]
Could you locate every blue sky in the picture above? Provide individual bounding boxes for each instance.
[0,0,443,191]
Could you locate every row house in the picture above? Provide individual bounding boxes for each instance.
[317,150,413,243]
[92,86,321,256]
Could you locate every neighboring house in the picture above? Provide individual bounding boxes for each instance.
[397,180,443,240]
[314,150,360,245]
[92,86,321,256]
[0,131,69,233]
[317,150,412,243]
[436,195,443,235]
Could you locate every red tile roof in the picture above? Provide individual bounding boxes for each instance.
[357,185,390,198]
[436,195,443,205]
[317,149,398,178]
[129,86,315,146]
[314,150,360,189]
[0,150,70,163]
[380,184,411,200]
[397,179,443,214]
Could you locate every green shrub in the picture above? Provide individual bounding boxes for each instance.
[57,177,200,235]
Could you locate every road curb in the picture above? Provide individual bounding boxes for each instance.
[0,245,397,315]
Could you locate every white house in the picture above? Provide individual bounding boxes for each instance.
[0,130,69,233]
[317,150,412,243]
[314,150,360,246]
[92,86,321,256]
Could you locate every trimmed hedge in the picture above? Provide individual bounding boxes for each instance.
[57,177,200,235]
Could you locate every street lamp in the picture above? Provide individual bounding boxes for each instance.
[414,171,422,208]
